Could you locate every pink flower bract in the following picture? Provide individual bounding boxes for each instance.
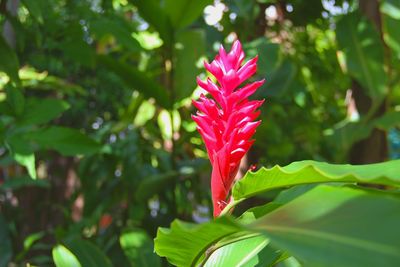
[192,40,265,217]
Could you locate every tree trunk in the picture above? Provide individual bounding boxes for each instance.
[349,0,388,164]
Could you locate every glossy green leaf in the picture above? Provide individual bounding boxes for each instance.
[53,245,82,267]
[97,55,170,108]
[336,12,387,100]
[154,217,242,267]
[174,29,205,100]
[204,235,269,267]
[0,215,12,267]
[18,98,70,125]
[0,35,19,83]
[253,185,400,267]
[63,238,112,267]
[27,126,101,156]
[233,159,400,200]
[165,0,212,29]
[120,229,161,267]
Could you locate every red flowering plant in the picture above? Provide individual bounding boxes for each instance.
[155,39,400,267]
[192,40,265,217]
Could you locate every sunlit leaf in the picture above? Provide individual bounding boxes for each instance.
[253,185,400,266]
[53,245,81,267]
[233,159,400,200]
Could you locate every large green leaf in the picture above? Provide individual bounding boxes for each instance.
[120,229,161,267]
[204,235,269,267]
[27,126,101,156]
[154,217,242,267]
[97,55,170,108]
[253,185,400,267]
[0,35,19,83]
[18,98,70,125]
[233,159,400,200]
[165,0,212,29]
[336,12,387,100]
[0,215,12,267]
[174,29,205,101]
[63,238,112,267]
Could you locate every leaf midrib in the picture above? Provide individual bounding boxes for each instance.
[262,224,400,257]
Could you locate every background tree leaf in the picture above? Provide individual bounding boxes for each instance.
[336,12,387,100]
[63,238,112,267]
[174,29,206,101]
[97,55,170,108]
[26,126,101,156]
[18,98,70,126]
[0,36,20,83]
[120,228,161,267]
[165,0,212,29]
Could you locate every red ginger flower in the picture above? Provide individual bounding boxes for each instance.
[192,40,265,217]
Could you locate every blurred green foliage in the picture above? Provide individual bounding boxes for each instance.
[0,0,399,266]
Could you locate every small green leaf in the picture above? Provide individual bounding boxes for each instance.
[233,159,400,200]
[13,153,37,179]
[6,135,36,179]
[53,245,81,267]
[252,185,400,266]
[120,229,161,267]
